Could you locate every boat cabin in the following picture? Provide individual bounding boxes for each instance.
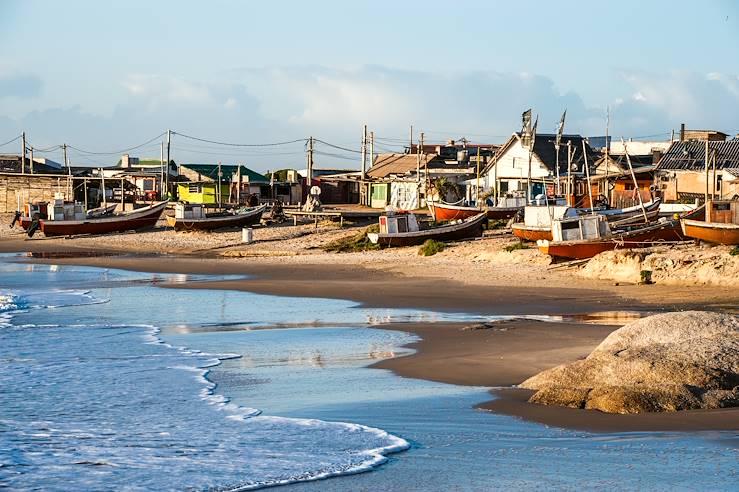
[379,212,420,234]
[174,203,205,220]
[523,204,575,228]
[551,214,610,242]
[706,200,739,225]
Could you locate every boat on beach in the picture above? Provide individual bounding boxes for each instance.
[367,211,486,247]
[39,201,168,237]
[681,200,739,245]
[166,203,266,231]
[427,196,524,222]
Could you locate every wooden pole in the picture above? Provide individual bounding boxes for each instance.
[621,138,648,223]
[604,107,610,205]
[101,168,106,207]
[217,162,222,209]
[83,178,88,210]
[237,165,241,204]
[704,139,709,205]
[29,146,34,174]
[166,129,171,199]
[120,177,124,211]
[370,131,375,169]
[712,149,717,199]
[582,141,595,214]
[493,148,498,205]
[361,125,367,205]
[21,131,26,175]
[160,141,165,200]
[566,140,572,206]
[475,146,481,206]
[63,143,71,200]
[526,143,532,203]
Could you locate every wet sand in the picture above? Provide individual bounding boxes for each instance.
[3,246,738,432]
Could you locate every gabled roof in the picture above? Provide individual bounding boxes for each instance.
[486,133,600,175]
[180,163,269,183]
[367,153,440,179]
[656,140,739,171]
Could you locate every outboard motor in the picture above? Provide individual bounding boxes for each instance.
[10,211,21,228]
[26,214,40,238]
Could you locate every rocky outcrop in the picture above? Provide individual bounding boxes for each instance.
[520,311,739,413]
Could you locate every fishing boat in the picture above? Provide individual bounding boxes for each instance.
[577,197,662,223]
[537,210,697,260]
[427,196,525,222]
[166,203,266,231]
[367,211,486,247]
[511,204,576,242]
[39,201,168,237]
[86,203,118,218]
[681,200,739,245]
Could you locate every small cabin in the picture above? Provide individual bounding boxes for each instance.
[523,205,575,228]
[174,202,205,220]
[706,200,739,225]
[379,212,419,234]
[551,214,610,242]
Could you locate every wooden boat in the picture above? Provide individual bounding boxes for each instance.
[537,209,701,260]
[584,198,662,222]
[166,205,266,231]
[427,198,524,222]
[680,200,739,245]
[368,212,486,247]
[39,201,168,237]
[86,203,118,218]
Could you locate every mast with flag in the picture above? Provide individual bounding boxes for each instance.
[526,113,538,203]
[555,110,566,195]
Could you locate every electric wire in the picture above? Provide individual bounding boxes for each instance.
[313,139,362,154]
[173,131,306,147]
[68,132,167,155]
[0,135,22,148]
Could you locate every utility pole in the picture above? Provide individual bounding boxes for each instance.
[160,141,165,200]
[370,131,375,169]
[409,124,413,153]
[217,161,222,209]
[101,168,106,207]
[361,125,367,205]
[704,139,709,205]
[21,132,26,175]
[166,129,171,199]
[566,140,572,205]
[63,143,71,199]
[307,136,314,184]
[29,146,34,174]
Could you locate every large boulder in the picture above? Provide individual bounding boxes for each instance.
[520,311,739,413]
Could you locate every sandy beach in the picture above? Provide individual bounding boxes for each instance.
[2,218,738,433]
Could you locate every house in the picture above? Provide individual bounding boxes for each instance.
[178,163,268,205]
[655,137,739,202]
[297,168,360,204]
[592,153,657,208]
[481,133,600,204]
[100,154,178,200]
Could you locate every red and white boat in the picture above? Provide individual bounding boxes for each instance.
[39,201,168,237]
[427,196,524,222]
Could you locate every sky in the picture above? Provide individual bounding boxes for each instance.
[0,0,738,171]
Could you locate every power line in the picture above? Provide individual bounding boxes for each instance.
[314,150,361,161]
[313,139,361,154]
[173,131,306,147]
[0,135,22,148]
[68,132,167,155]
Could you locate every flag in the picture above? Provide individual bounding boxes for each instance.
[555,110,566,149]
[270,172,275,187]
[521,108,532,135]
[530,115,538,150]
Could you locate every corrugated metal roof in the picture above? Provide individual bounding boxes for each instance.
[181,163,268,183]
[656,140,739,170]
[367,153,439,179]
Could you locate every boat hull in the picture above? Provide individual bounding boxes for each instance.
[369,213,486,247]
[428,201,521,222]
[166,206,265,231]
[40,201,168,237]
[511,224,552,242]
[680,219,739,245]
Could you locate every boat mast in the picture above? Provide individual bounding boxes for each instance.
[476,146,481,207]
[582,140,595,215]
[621,138,648,223]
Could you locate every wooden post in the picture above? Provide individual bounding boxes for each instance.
[475,146,481,206]
[493,148,498,205]
[370,131,375,168]
[582,141,595,214]
[160,141,165,200]
[83,178,88,210]
[237,165,242,204]
[21,132,26,175]
[101,168,106,207]
[621,138,648,223]
[166,129,171,199]
[361,125,367,205]
[29,146,34,174]
[217,162,222,209]
[566,140,572,206]
[63,143,71,200]
[121,177,124,211]
[704,139,709,205]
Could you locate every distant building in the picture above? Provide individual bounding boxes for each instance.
[178,163,268,205]
[655,139,739,202]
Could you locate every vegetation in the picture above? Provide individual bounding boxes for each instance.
[431,178,463,202]
[503,241,529,252]
[486,219,508,230]
[640,270,654,284]
[418,239,446,256]
[730,246,739,256]
[322,224,380,253]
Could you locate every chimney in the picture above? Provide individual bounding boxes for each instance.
[121,154,130,168]
[652,149,663,165]
[679,123,685,142]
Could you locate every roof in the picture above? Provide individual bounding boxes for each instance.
[486,133,600,175]
[180,163,268,183]
[656,140,739,171]
[0,155,66,174]
[367,153,440,179]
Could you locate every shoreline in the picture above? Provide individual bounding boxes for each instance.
[3,242,738,433]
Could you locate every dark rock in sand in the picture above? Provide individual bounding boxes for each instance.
[520,311,739,414]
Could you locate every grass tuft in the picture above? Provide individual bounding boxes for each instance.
[730,246,739,256]
[418,239,445,256]
[503,242,529,252]
[322,224,380,253]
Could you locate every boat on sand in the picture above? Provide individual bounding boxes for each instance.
[368,211,486,247]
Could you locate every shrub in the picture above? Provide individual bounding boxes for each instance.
[504,242,529,252]
[322,225,381,253]
[418,239,445,256]
[730,246,739,256]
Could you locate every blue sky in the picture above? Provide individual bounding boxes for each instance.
[1,0,737,170]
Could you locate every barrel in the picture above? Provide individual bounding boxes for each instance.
[242,227,253,243]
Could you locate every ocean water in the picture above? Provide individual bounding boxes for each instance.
[0,256,737,491]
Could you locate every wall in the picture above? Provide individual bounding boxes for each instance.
[657,170,739,201]
[0,173,71,213]
[177,183,230,204]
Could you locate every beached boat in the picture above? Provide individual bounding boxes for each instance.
[39,201,168,237]
[537,211,697,260]
[86,203,118,218]
[367,211,486,247]
[681,200,739,245]
[427,196,524,222]
[166,204,266,231]
[577,198,662,223]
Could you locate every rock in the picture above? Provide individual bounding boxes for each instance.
[520,311,739,414]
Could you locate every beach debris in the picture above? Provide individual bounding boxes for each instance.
[520,311,739,414]
[461,320,511,331]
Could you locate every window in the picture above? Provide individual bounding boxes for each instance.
[188,184,201,194]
